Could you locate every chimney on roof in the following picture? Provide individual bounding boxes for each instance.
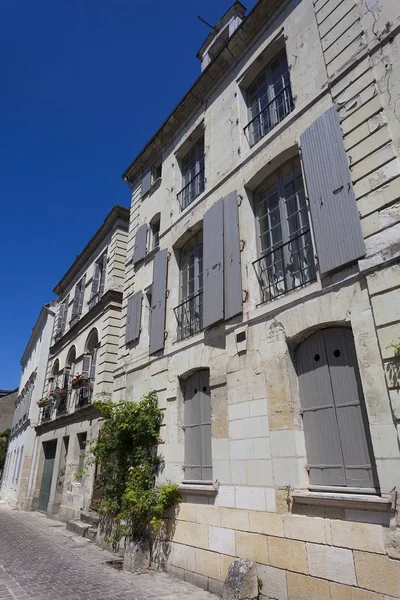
[196,2,246,72]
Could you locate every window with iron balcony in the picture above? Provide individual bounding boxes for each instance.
[253,156,316,304]
[244,50,294,148]
[174,232,203,341]
[177,139,205,211]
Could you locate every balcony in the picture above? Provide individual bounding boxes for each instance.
[253,230,316,304]
[174,292,203,341]
[41,405,52,423]
[75,379,94,409]
[244,81,294,148]
[56,395,68,416]
[177,169,205,211]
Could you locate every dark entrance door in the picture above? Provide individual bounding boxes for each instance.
[38,440,57,512]
[296,328,377,490]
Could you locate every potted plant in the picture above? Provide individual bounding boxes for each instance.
[37,397,49,408]
[71,373,89,389]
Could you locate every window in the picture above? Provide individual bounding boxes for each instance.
[177,139,205,210]
[174,232,203,341]
[245,50,293,147]
[297,328,377,490]
[183,371,212,482]
[253,157,315,303]
[151,163,162,184]
[89,254,107,309]
[150,218,160,250]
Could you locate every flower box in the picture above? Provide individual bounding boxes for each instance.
[37,398,49,408]
[71,374,89,389]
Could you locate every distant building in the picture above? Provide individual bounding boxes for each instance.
[27,205,129,520]
[0,389,18,433]
[0,305,55,509]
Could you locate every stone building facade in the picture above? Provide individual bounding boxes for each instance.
[0,389,18,434]
[114,0,400,597]
[27,205,129,521]
[0,306,55,509]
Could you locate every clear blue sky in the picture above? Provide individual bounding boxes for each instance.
[0,0,257,389]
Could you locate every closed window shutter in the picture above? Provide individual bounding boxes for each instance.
[199,371,212,481]
[99,254,107,296]
[297,328,376,489]
[149,249,168,354]
[203,198,224,328]
[81,354,91,378]
[300,106,365,275]
[223,191,242,320]
[141,168,152,198]
[184,371,211,481]
[91,263,101,297]
[133,224,147,264]
[125,292,142,344]
[69,362,75,388]
[297,330,346,487]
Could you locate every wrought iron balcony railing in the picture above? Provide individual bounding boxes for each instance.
[174,291,203,341]
[56,395,68,415]
[75,379,94,409]
[177,169,205,211]
[253,229,316,304]
[244,81,294,147]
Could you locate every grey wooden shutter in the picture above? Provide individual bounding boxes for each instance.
[57,300,67,333]
[125,292,142,344]
[141,168,151,198]
[199,371,212,481]
[99,254,107,296]
[71,284,81,320]
[300,106,365,275]
[78,276,86,316]
[184,372,202,481]
[149,249,168,354]
[323,328,375,488]
[223,191,242,320]
[81,354,91,378]
[203,199,224,328]
[297,330,347,487]
[91,263,101,297]
[133,224,147,264]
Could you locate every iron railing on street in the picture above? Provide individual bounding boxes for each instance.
[253,229,316,304]
[174,291,203,341]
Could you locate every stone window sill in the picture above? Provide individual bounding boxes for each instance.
[292,490,393,512]
[179,482,219,496]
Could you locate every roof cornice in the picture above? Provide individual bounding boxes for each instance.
[53,205,129,297]
[20,304,56,367]
[121,0,282,184]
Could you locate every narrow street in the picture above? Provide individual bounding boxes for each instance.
[0,507,217,600]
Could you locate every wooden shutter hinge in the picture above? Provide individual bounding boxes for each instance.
[240,239,245,252]
[164,330,168,341]
[237,194,243,206]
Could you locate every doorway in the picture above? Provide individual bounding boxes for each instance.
[38,440,57,512]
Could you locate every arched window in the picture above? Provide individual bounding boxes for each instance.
[83,329,99,382]
[50,359,60,390]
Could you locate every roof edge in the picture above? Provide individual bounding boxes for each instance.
[20,303,56,367]
[53,205,130,297]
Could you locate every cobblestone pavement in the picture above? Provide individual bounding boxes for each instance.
[0,507,217,600]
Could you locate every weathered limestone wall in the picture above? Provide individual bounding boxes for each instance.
[115,0,400,596]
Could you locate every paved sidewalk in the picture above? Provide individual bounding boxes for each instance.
[0,507,218,600]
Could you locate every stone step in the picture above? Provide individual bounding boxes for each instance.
[86,527,98,542]
[80,511,100,527]
[66,520,91,537]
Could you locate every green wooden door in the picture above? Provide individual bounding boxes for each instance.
[38,440,57,512]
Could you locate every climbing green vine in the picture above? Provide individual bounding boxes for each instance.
[86,391,181,545]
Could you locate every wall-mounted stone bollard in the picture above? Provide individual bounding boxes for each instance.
[222,558,258,600]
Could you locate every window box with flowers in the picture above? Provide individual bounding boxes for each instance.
[37,397,50,408]
[48,388,68,404]
[71,374,89,389]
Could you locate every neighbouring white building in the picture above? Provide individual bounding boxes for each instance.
[114,0,400,597]
[0,304,55,509]
[27,205,129,521]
